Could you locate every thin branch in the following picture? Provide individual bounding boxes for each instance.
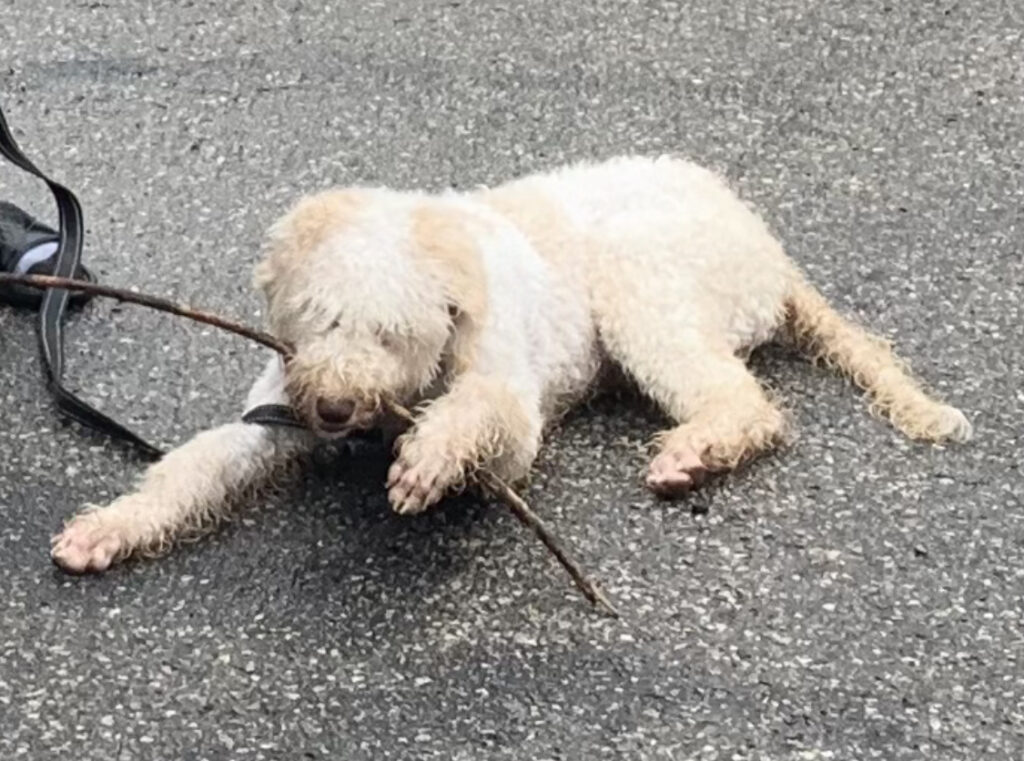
[382,400,619,616]
[474,470,619,615]
[3,271,619,616]
[0,273,291,356]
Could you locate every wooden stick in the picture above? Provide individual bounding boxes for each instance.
[381,401,619,616]
[2,272,619,616]
[0,272,293,356]
[474,470,618,615]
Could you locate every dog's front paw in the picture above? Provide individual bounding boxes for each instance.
[51,511,133,574]
[387,446,464,515]
[646,444,708,497]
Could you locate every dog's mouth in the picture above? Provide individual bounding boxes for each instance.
[283,371,386,438]
[283,369,419,439]
[311,413,377,439]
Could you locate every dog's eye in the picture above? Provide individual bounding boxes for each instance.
[379,333,398,350]
[327,318,341,331]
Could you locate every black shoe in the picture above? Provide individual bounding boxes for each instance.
[0,201,95,308]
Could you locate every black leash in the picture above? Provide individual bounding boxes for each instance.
[1,101,314,454]
[240,403,306,429]
[0,102,165,458]
[1,101,315,454]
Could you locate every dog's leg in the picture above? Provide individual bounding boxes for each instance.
[643,353,786,496]
[596,288,785,496]
[387,372,542,514]
[51,358,314,572]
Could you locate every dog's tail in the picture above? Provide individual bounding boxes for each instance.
[784,277,972,442]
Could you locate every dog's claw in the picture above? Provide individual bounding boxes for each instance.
[385,461,402,490]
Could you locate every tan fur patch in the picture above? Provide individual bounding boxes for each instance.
[411,202,489,372]
[479,183,583,271]
[255,190,365,289]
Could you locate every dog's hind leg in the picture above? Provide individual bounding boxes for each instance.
[594,275,786,497]
[642,354,786,496]
[624,344,785,496]
[51,358,315,573]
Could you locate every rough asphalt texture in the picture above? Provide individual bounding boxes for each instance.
[1,1,1022,759]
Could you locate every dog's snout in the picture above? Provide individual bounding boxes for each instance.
[315,398,356,428]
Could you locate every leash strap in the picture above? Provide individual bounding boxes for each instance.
[241,403,306,429]
[0,102,163,458]
[243,403,384,453]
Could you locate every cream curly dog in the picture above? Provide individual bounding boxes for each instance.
[51,156,972,572]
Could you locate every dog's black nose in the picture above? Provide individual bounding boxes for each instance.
[315,398,356,428]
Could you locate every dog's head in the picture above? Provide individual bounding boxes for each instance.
[254,189,486,437]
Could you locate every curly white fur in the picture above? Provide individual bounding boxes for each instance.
[51,156,971,572]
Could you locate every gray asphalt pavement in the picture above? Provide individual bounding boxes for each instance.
[1,1,1022,759]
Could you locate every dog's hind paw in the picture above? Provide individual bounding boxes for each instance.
[51,513,130,574]
[646,445,708,497]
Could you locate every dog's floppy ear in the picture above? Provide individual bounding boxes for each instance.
[412,203,489,374]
